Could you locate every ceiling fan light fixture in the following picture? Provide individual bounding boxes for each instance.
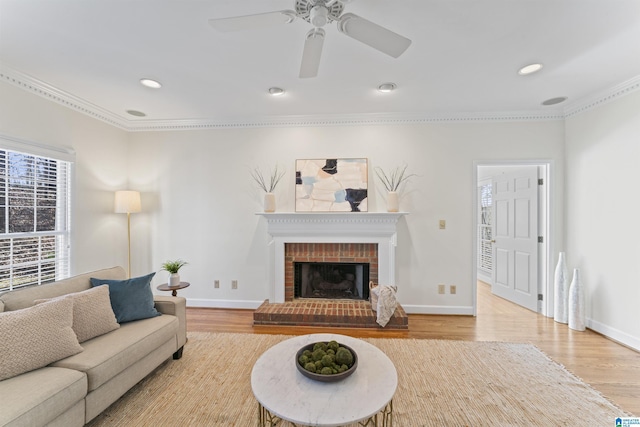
[377,82,397,93]
[310,5,329,27]
[518,63,543,75]
[140,78,162,89]
[268,87,285,96]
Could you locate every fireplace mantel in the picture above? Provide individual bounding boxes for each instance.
[257,212,407,303]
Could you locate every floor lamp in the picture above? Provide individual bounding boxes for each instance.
[114,190,141,278]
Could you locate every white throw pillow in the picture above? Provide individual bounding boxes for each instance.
[34,285,119,342]
[0,298,83,381]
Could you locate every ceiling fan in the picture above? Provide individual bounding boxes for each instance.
[208,0,412,78]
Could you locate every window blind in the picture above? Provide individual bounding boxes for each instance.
[0,147,71,291]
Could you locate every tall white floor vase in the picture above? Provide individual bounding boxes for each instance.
[568,268,585,331]
[553,252,569,323]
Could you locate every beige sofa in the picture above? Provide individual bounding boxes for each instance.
[0,266,187,427]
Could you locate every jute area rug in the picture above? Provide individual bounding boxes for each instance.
[87,332,628,427]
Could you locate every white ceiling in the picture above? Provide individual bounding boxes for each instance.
[1,0,640,130]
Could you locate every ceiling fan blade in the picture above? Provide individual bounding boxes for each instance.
[208,10,297,32]
[337,13,411,58]
[299,28,325,78]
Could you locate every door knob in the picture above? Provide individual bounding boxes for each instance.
[490,239,496,243]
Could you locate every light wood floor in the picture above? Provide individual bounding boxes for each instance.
[187,281,640,415]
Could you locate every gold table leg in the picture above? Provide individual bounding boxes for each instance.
[258,402,283,426]
[358,399,393,427]
[257,399,392,427]
[380,400,393,427]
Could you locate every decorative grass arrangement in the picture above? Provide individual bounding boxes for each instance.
[160,260,188,274]
[251,164,285,193]
[374,164,416,192]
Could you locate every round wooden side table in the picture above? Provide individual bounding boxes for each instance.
[157,281,190,297]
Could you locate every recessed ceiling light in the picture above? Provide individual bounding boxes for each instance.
[140,78,162,89]
[518,63,543,75]
[268,87,285,96]
[377,82,397,93]
[541,96,568,106]
[126,110,146,117]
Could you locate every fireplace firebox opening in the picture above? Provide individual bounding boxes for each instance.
[294,262,370,300]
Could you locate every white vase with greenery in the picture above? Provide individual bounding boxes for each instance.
[264,193,276,213]
[386,191,399,212]
[161,260,188,287]
[251,164,285,212]
[374,164,416,212]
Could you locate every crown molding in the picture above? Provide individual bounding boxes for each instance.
[0,66,130,131]
[1,65,638,132]
[563,75,640,117]
[123,110,565,132]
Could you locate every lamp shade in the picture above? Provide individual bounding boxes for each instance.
[114,191,141,214]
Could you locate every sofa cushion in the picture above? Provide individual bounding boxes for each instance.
[0,266,126,312]
[0,298,83,381]
[52,314,178,391]
[34,285,120,343]
[90,272,160,323]
[0,367,87,427]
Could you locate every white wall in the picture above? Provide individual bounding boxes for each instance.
[6,77,640,348]
[0,81,130,274]
[128,121,565,314]
[565,90,640,350]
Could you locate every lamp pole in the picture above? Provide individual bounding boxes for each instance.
[126,211,132,278]
[115,190,141,279]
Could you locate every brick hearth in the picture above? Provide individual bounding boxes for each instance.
[253,299,408,329]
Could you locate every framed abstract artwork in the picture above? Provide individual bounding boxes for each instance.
[295,158,368,212]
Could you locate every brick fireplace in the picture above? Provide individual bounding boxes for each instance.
[255,213,408,329]
[285,243,378,301]
[258,212,406,303]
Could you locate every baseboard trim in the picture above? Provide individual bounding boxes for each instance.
[186,298,264,310]
[587,318,640,352]
[401,304,475,315]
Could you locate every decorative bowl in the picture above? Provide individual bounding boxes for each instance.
[295,342,358,383]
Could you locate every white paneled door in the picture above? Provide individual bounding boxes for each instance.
[491,166,539,312]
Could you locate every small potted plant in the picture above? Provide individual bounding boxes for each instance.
[251,164,286,212]
[161,259,188,287]
[374,164,416,212]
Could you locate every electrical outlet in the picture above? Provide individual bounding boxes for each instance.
[232,280,238,289]
[214,280,219,289]
[450,285,457,294]
[438,284,445,294]
[439,220,446,229]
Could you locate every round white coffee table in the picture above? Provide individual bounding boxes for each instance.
[251,333,397,427]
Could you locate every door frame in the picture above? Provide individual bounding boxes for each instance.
[472,160,555,317]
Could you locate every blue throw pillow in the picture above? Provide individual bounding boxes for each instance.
[90,272,160,323]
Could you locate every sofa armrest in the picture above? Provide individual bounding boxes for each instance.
[154,296,187,350]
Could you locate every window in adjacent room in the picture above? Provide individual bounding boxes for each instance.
[0,144,72,291]
[477,180,493,277]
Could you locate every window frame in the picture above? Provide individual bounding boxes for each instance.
[0,135,74,291]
